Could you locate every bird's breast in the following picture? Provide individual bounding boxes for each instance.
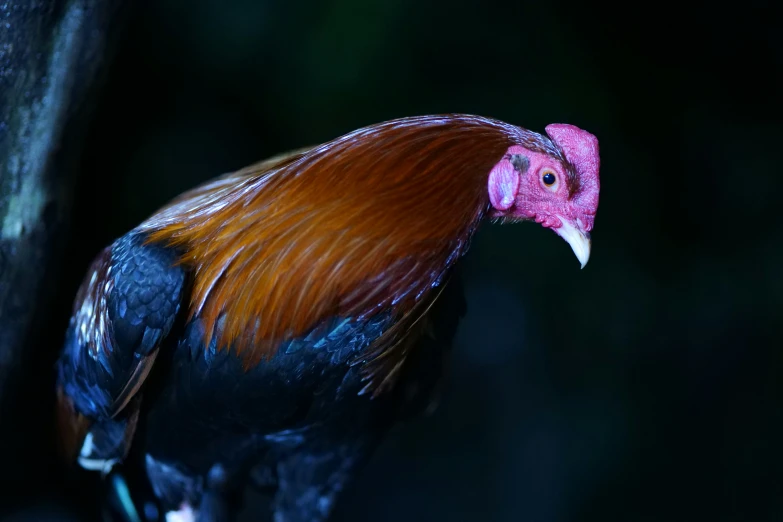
[139,314,392,473]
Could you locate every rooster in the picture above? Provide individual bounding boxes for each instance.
[55,114,600,522]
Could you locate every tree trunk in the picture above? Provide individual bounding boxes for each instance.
[0,0,127,508]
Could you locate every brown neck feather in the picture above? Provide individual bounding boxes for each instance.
[140,114,530,366]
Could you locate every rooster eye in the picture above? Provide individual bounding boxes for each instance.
[542,172,556,185]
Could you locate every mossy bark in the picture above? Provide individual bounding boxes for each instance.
[0,0,127,497]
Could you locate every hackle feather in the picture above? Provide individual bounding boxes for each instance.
[138,115,552,387]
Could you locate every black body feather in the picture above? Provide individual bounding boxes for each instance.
[55,231,467,522]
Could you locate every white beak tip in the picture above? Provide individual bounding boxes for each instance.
[553,219,592,270]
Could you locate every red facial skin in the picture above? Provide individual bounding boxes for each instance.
[487,123,600,236]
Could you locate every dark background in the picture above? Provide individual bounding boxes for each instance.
[3,0,782,521]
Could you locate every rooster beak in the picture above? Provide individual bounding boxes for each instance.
[554,219,592,269]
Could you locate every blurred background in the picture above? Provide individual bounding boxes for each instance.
[2,0,781,521]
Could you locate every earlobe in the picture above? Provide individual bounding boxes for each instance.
[488,160,519,211]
